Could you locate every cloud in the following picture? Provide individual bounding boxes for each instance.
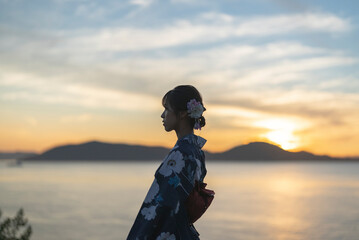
[75,2,107,19]
[0,72,160,112]
[0,12,352,72]
[55,12,351,52]
[197,12,235,23]
[210,88,359,127]
[129,0,154,7]
[231,56,357,86]
[1,39,356,110]
[184,42,328,71]
[234,13,350,36]
[85,42,356,94]
[0,9,357,142]
[204,89,359,154]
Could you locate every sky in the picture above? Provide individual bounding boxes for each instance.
[0,0,358,157]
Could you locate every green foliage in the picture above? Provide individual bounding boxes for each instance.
[0,208,32,240]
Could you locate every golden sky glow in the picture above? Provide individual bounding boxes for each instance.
[253,118,309,150]
[0,1,359,158]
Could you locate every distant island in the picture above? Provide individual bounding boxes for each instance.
[3,140,357,162]
[0,152,38,160]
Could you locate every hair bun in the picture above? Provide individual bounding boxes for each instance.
[199,116,206,128]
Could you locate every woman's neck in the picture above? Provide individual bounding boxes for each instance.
[176,128,194,140]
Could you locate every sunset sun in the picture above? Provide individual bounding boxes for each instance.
[253,118,305,150]
[265,130,298,150]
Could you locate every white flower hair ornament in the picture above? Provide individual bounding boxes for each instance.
[187,98,205,130]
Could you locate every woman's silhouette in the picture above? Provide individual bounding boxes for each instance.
[127,85,208,240]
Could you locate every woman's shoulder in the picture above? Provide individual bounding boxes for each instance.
[171,145,204,167]
[176,134,206,150]
[173,141,198,157]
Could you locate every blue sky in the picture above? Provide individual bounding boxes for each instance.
[0,0,358,157]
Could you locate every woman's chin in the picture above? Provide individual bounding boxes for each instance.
[163,125,172,132]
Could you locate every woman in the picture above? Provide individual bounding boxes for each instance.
[127,85,208,240]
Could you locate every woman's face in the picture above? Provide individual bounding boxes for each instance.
[161,101,179,132]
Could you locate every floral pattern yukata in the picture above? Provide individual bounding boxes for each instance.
[127,133,207,240]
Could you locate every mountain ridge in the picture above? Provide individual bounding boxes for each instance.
[12,140,359,161]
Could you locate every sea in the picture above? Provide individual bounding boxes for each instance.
[0,160,359,240]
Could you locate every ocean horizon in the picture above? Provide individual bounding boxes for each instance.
[1,160,358,240]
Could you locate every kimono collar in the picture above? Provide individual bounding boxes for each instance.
[177,133,207,149]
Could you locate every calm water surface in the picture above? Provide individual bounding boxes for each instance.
[1,160,359,240]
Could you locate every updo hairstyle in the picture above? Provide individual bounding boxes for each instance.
[162,85,206,130]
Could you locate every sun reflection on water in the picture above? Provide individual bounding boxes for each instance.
[1,161,359,240]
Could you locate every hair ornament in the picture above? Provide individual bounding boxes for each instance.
[187,99,205,130]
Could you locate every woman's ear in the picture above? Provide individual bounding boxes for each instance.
[179,110,188,119]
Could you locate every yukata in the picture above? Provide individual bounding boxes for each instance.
[127,133,208,240]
